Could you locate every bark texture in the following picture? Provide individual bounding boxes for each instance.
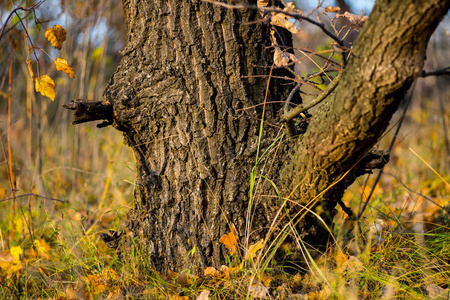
[280,0,450,249]
[103,0,293,273]
[71,0,449,273]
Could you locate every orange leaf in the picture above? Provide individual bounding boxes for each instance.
[55,58,74,78]
[45,25,66,50]
[31,239,51,259]
[203,266,219,277]
[219,226,238,254]
[35,75,55,101]
[26,59,36,83]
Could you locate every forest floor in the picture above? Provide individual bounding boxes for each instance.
[0,85,449,299]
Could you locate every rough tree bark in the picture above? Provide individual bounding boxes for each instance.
[65,0,449,273]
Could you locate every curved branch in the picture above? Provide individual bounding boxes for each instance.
[282,71,342,122]
[201,0,346,46]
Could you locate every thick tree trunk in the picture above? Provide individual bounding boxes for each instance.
[280,0,449,251]
[101,0,295,273]
[66,0,449,273]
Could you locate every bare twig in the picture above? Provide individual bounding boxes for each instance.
[420,67,450,77]
[0,1,44,44]
[283,71,342,122]
[201,0,346,46]
[0,193,68,204]
[284,82,302,115]
[283,82,302,137]
[14,11,40,62]
[357,81,416,220]
[384,172,448,212]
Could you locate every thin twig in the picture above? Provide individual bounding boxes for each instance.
[337,198,355,219]
[283,71,342,122]
[384,172,448,212]
[420,67,450,77]
[201,0,346,46]
[0,193,68,204]
[357,81,417,219]
[283,82,302,137]
[236,100,300,111]
[284,82,302,115]
[14,11,39,62]
[0,1,44,44]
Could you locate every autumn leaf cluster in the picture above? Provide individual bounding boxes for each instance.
[27,25,75,101]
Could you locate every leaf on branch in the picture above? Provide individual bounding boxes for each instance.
[335,11,368,30]
[219,225,238,254]
[35,75,56,101]
[274,47,297,67]
[269,2,302,33]
[45,25,66,50]
[26,59,36,83]
[324,6,340,13]
[55,58,75,78]
[269,29,297,66]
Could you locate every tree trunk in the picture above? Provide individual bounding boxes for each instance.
[100,0,297,273]
[280,0,449,252]
[66,0,449,273]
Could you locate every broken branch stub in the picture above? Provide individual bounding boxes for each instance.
[63,99,113,128]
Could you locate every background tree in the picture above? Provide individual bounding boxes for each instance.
[66,0,449,274]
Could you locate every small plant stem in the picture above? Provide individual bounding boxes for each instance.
[8,40,16,243]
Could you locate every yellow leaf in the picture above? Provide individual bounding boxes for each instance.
[13,215,24,235]
[0,248,22,274]
[65,281,86,300]
[245,239,264,260]
[45,25,66,50]
[269,3,303,34]
[26,59,36,83]
[55,58,74,78]
[10,246,23,261]
[0,250,14,270]
[34,239,51,259]
[219,226,238,255]
[35,75,55,101]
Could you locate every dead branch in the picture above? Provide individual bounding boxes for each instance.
[63,99,113,128]
[283,71,342,122]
